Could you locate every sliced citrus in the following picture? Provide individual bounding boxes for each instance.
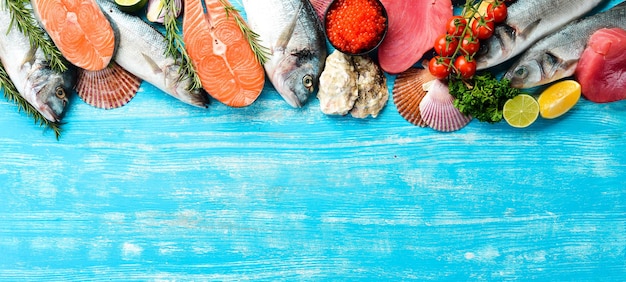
[503,94,539,128]
[537,80,581,119]
[115,0,147,13]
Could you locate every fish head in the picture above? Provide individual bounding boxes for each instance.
[269,49,323,108]
[504,51,576,89]
[476,25,516,69]
[29,69,74,122]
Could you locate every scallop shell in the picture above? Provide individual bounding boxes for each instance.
[309,0,332,21]
[75,62,141,109]
[392,67,435,127]
[418,79,472,132]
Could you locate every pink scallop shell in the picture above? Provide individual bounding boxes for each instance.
[418,79,472,132]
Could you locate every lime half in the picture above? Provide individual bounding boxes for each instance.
[115,0,147,13]
[503,94,539,128]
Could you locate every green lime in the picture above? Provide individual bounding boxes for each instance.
[503,94,539,128]
[115,0,147,13]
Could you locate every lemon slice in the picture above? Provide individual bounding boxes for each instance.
[115,0,147,13]
[503,94,539,128]
[537,80,581,119]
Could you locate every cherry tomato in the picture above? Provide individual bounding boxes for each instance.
[428,56,451,79]
[487,1,508,23]
[446,16,467,37]
[433,34,459,57]
[460,35,480,56]
[471,17,495,40]
[454,55,476,79]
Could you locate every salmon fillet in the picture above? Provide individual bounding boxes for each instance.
[377,0,452,74]
[183,0,265,107]
[32,0,116,71]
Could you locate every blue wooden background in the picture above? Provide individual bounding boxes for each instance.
[1,0,625,280]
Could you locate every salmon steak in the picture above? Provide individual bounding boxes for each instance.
[31,0,116,71]
[183,0,265,107]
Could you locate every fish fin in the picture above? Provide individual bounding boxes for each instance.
[142,53,164,74]
[518,19,541,40]
[75,62,142,109]
[274,2,303,50]
[21,45,37,66]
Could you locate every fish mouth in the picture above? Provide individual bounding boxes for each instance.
[38,104,61,122]
[279,90,303,108]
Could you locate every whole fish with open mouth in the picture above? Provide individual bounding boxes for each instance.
[504,2,626,89]
[0,2,75,122]
[476,0,605,70]
[243,0,327,108]
[95,0,208,108]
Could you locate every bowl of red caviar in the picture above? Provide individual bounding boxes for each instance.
[324,0,388,56]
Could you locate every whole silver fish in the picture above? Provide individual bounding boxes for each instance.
[476,0,605,70]
[0,2,74,122]
[95,0,208,108]
[243,0,327,108]
[504,2,626,88]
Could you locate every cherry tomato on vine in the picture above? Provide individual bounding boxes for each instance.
[487,1,508,23]
[433,34,459,57]
[428,56,451,79]
[471,17,495,40]
[446,16,467,37]
[454,55,476,79]
[460,35,480,56]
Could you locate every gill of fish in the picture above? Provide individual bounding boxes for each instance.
[242,0,326,108]
[95,0,207,108]
[0,3,73,122]
[503,2,626,88]
[476,0,606,70]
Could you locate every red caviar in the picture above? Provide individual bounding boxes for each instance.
[325,0,387,54]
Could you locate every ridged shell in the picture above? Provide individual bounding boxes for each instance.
[75,62,141,109]
[392,67,434,127]
[309,0,332,21]
[418,79,472,132]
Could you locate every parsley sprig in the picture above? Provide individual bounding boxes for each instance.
[449,73,520,123]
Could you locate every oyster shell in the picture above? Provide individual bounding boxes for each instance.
[419,79,472,132]
[350,55,388,118]
[317,50,359,115]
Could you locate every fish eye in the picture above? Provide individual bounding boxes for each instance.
[302,75,314,91]
[514,67,528,79]
[55,87,66,99]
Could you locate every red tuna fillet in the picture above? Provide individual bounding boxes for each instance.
[575,28,626,103]
[377,0,452,74]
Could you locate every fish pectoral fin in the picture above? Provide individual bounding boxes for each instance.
[274,2,303,50]
[142,53,163,74]
[518,19,541,40]
[21,45,37,66]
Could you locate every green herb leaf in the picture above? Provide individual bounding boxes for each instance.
[449,73,520,123]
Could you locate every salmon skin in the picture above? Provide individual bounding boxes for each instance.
[0,2,75,122]
[96,0,208,108]
[31,0,116,71]
[504,2,626,88]
[183,0,265,108]
[476,0,605,70]
[243,0,327,108]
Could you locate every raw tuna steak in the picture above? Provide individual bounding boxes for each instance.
[575,28,626,103]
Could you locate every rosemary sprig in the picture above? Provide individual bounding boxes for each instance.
[0,64,62,138]
[220,0,270,65]
[162,0,202,90]
[4,0,67,73]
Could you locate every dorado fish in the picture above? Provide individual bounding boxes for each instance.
[243,0,327,108]
[95,0,208,108]
[504,2,626,88]
[0,2,75,122]
[476,0,605,70]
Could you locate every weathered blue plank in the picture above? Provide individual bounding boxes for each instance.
[1,0,625,280]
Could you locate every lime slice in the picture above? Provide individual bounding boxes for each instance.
[503,94,539,128]
[537,80,581,119]
[115,0,147,13]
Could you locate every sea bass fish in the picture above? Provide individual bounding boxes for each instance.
[476,0,605,70]
[243,0,327,108]
[504,2,626,88]
[95,0,208,108]
[0,2,75,122]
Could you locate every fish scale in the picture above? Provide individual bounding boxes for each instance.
[504,1,626,88]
